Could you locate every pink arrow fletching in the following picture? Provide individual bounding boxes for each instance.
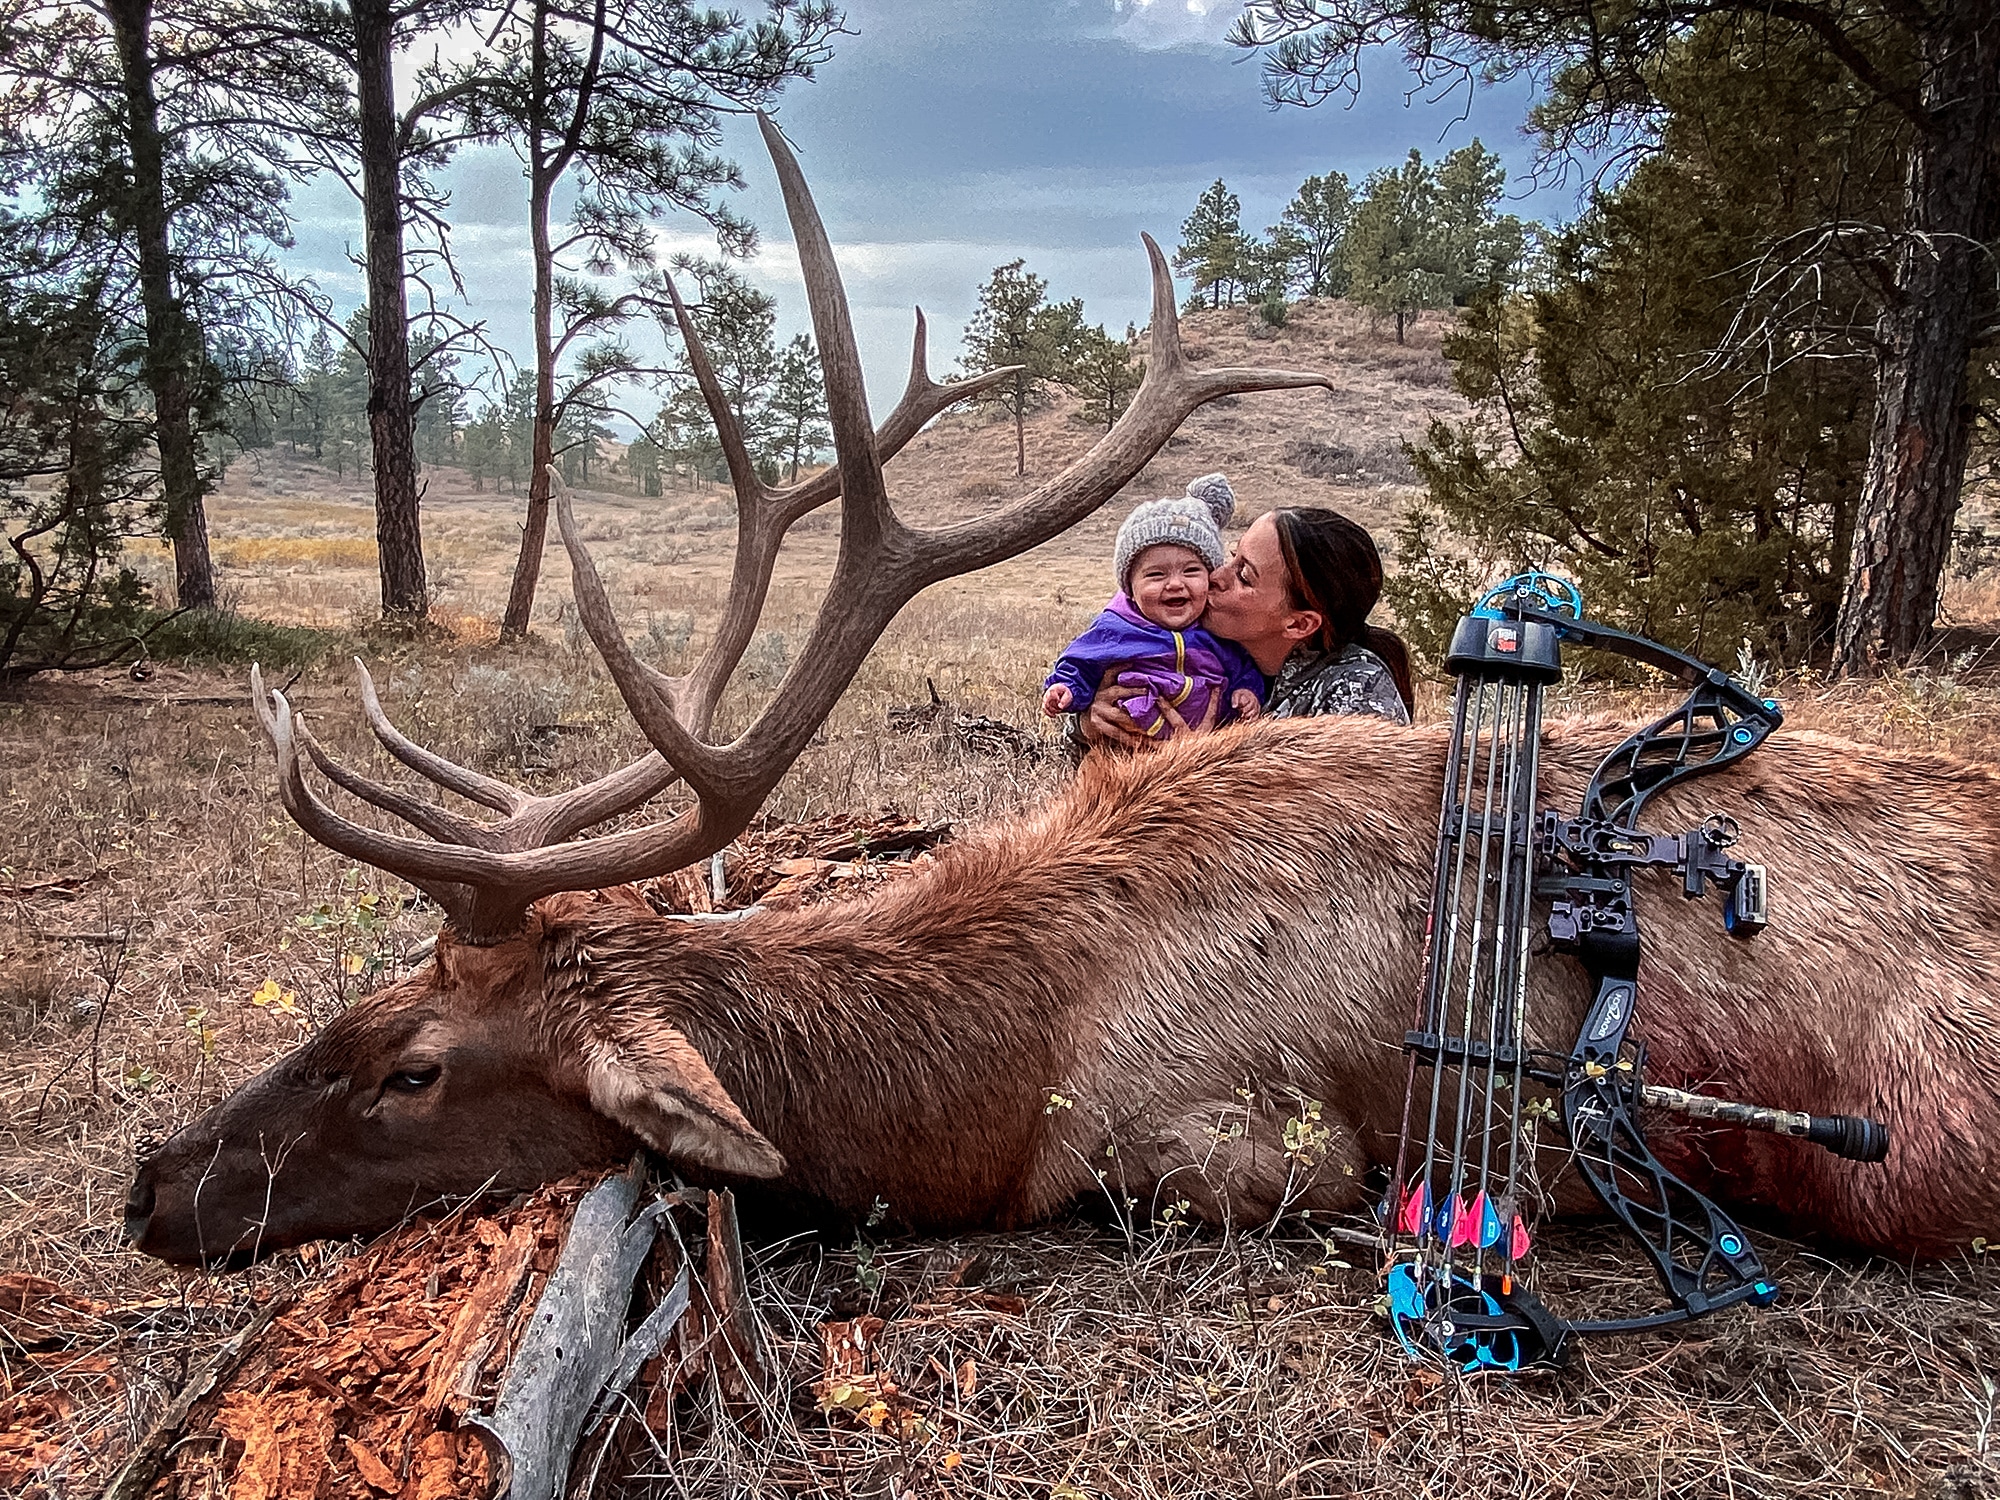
[1398,1181,1427,1237]
[1448,1196,1479,1247]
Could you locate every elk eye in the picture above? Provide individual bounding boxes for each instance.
[384,1065,440,1093]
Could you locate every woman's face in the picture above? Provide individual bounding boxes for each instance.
[1204,513,1319,656]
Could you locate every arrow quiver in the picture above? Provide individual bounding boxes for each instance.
[1383,573,1890,1372]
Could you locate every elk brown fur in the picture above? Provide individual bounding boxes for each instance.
[126,714,2000,1265]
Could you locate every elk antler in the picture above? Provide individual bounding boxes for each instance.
[253,114,1333,943]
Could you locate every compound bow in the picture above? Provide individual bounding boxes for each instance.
[1383,573,1889,1371]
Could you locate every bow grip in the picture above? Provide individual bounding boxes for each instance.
[1805,1112,1891,1162]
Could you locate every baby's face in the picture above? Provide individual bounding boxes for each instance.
[1128,543,1210,631]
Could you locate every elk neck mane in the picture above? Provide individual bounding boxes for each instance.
[515,714,1447,1224]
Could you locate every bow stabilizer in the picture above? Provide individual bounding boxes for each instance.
[1383,573,1890,1371]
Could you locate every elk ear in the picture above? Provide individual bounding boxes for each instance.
[585,1029,785,1180]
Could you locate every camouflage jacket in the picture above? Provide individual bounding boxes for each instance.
[1263,641,1410,725]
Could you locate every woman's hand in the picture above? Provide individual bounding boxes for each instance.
[1155,689,1221,738]
[1077,668,1151,750]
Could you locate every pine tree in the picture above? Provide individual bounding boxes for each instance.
[1065,323,1144,431]
[0,259,156,680]
[767,334,830,480]
[1431,141,1525,303]
[1280,172,1354,298]
[1174,180,1251,309]
[1387,23,1891,666]
[1344,151,1443,343]
[961,260,1083,477]
[461,407,506,492]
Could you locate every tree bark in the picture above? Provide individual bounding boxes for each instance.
[354,0,428,619]
[500,167,558,639]
[106,0,215,610]
[1833,8,2000,670]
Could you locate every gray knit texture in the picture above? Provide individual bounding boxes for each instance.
[1112,473,1237,593]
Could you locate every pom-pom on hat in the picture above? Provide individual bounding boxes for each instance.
[1113,473,1237,593]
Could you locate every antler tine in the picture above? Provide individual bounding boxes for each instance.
[296,717,500,849]
[674,309,1025,723]
[662,272,770,518]
[768,310,1020,525]
[252,665,478,926]
[1140,233,1189,383]
[352,660,528,816]
[552,465,724,799]
[252,664,717,941]
[757,112,902,551]
[864,308,1022,476]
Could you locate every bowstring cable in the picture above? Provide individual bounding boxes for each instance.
[1500,679,1545,1294]
[1416,677,1489,1311]
[1389,675,1474,1267]
[1475,677,1528,1297]
[1442,677,1506,1322]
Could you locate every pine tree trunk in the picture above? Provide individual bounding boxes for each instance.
[107,0,215,611]
[1833,9,2000,670]
[501,174,558,640]
[354,0,428,620]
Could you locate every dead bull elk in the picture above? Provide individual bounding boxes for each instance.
[126,123,1997,1268]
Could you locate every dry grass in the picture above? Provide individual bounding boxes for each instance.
[644,1220,2000,1500]
[211,536,382,571]
[6,298,2000,1498]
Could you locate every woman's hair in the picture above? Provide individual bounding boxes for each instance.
[1271,506,1417,714]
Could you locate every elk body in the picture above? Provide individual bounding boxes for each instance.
[127,715,2000,1264]
[122,118,1999,1266]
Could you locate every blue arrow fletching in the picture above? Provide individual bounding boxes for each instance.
[1476,1192,1503,1249]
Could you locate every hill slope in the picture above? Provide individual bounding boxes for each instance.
[195,298,1464,633]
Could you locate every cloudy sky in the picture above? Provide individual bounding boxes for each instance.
[287,0,1584,418]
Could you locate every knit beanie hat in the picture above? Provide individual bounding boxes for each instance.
[1113,473,1236,592]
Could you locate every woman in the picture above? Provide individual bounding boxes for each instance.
[1080,505,1415,749]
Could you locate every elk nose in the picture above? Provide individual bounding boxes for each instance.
[123,1173,155,1244]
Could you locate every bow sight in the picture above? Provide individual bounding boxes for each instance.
[1383,573,1890,1372]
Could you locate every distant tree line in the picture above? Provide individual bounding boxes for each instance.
[953,140,1532,480]
[1173,141,1529,341]
[234,265,835,505]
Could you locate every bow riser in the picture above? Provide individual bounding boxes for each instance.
[1384,573,1890,1372]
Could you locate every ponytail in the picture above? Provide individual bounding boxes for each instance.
[1360,623,1417,718]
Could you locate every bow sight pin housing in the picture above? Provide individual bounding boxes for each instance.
[1383,572,1890,1372]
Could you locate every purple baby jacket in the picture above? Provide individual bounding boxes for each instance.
[1045,593,1266,737]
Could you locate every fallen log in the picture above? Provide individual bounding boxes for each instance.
[117,1173,751,1500]
[466,1162,668,1500]
[641,811,950,915]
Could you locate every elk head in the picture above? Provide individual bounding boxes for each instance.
[125,115,1335,1264]
[125,893,788,1265]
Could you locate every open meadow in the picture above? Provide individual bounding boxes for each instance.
[5,301,2000,1499]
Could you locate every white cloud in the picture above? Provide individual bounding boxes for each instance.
[1112,0,1244,50]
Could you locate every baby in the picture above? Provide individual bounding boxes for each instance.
[1041,474,1263,738]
